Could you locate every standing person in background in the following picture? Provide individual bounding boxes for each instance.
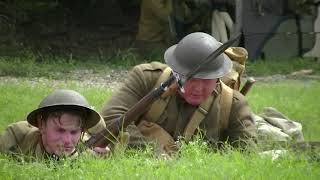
[303,0,320,59]
[135,0,189,56]
[135,0,236,57]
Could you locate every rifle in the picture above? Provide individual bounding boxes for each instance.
[85,34,241,149]
[240,77,256,96]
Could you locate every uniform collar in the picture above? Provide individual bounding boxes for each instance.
[35,138,79,160]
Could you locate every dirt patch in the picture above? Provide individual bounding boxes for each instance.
[1,69,319,92]
[0,69,129,91]
[244,74,320,82]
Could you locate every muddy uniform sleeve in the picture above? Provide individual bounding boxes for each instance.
[101,63,165,146]
[221,91,257,148]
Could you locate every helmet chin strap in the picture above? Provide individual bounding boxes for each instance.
[172,71,185,93]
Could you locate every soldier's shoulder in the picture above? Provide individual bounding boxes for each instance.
[133,61,168,72]
[6,121,38,136]
[8,121,35,128]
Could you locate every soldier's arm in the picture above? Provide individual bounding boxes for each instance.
[101,63,163,127]
[222,91,257,148]
[0,127,16,153]
[100,64,164,147]
[102,66,152,122]
[0,121,30,153]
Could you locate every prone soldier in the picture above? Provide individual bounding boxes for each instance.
[0,89,107,159]
[101,32,257,154]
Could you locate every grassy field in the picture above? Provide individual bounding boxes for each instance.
[0,57,319,179]
[0,79,319,140]
[0,79,319,179]
[0,147,319,180]
[1,54,319,79]
[0,50,145,79]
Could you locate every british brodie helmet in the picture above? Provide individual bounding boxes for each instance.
[27,89,100,130]
[164,32,232,79]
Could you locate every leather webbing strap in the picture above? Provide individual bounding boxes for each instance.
[183,95,214,142]
[144,69,234,142]
[144,67,173,122]
[219,81,233,130]
[183,81,234,141]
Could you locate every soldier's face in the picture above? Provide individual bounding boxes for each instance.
[179,78,217,106]
[39,113,82,156]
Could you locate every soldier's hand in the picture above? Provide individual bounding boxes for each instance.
[93,146,111,155]
[86,146,111,157]
[111,131,130,152]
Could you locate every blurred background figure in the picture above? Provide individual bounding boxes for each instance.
[303,0,320,60]
[135,0,234,45]
[135,0,202,56]
[135,0,320,61]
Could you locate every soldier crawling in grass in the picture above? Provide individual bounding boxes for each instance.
[100,32,257,154]
[0,89,108,159]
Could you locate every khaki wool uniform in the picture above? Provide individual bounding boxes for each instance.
[0,89,103,159]
[0,121,50,158]
[101,62,256,153]
[0,121,81,159]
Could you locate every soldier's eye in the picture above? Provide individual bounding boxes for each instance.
[57,128,65,133]
[71,130,80,135]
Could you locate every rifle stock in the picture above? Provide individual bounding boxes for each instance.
[240,77,256,95]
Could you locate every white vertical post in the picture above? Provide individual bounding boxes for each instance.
[304,5,320,58]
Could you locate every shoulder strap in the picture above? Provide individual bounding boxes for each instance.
[144,67,173,122]
[183,81,234,141]
[183,95,214,142]
[219,81,234,130]
[145,71,234,140]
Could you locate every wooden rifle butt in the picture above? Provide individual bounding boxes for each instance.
[240,77,256,95]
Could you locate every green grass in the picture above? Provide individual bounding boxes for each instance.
[0,49,154,79]
[1,53,319,79]
[0,57,319,179]
[246,58,320,76]
[0,83,319,179]
[0,142,319,179]
[1,78,319,140]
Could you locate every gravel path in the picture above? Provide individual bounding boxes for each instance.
[0,69,129,91]
[0,69,319,91]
